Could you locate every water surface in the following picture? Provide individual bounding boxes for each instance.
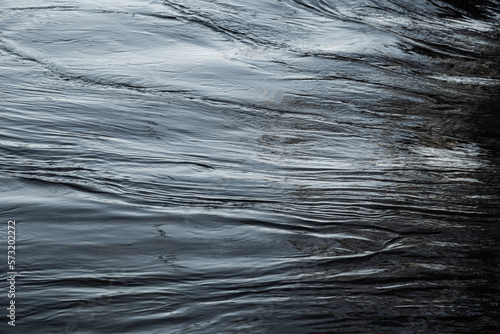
[1,0,499,333]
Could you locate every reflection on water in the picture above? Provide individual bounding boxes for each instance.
[0,0,499,333]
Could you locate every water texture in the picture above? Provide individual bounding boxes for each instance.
[1,0,499,333]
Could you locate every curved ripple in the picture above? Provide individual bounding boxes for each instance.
[1,0,499,333]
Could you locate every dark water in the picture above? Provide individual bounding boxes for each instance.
[1,0,500,333]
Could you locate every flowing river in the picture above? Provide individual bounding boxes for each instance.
[1,0,499,333]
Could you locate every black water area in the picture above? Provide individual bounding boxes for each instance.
[1,0,499,333]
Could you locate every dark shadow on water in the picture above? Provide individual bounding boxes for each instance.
[438,0,499,19]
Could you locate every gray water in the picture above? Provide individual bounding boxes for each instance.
[1,0,500,333]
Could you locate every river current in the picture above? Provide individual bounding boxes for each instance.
[1,0,499,333]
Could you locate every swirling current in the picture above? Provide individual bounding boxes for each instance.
[1,0,499,333]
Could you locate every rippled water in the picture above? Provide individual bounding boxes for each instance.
[1,0,500,333]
